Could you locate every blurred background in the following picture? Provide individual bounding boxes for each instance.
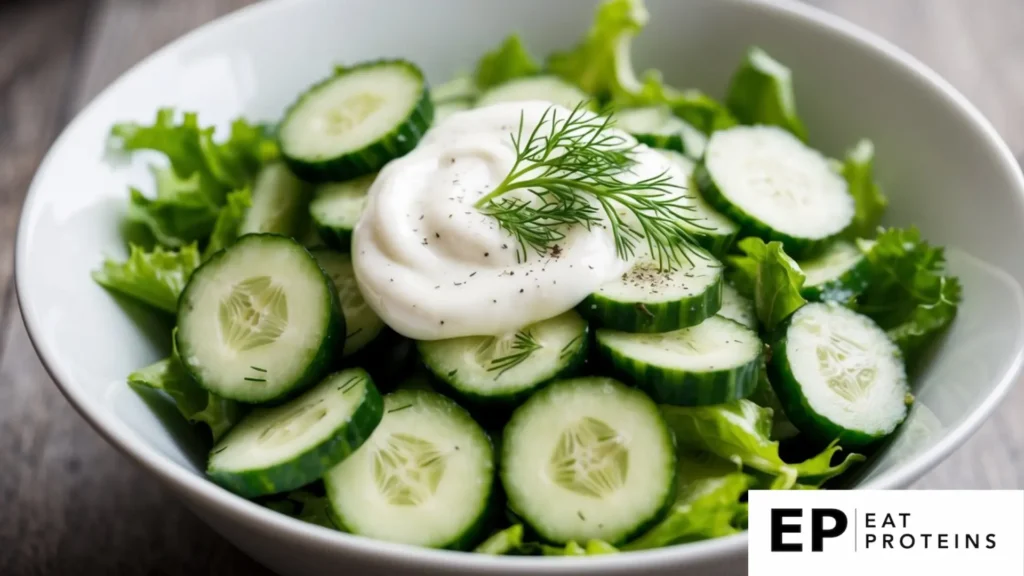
[1,0,1022,574]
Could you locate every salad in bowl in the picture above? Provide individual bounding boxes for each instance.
[91,0,961,557]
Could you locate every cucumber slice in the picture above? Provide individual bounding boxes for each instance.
[310,249,384,358]
[798,240,871,302]
[768,301,910,448]
[207,368,383,498]
[595,316,762,406]
[324,389,495,550]
[501,377,676,545]
[279,60,432,183]
[177,234,343,403]
[417,310,588,408]
[695,125,854,258]
[659,150,739,256]
[614,106,707,159]
[308,174,374,252]
[476,75,595,111]
[239,162,312,238]
[580,249,723,333]
[718,283,756,329]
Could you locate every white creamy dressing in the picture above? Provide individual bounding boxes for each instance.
[352,101,690,340]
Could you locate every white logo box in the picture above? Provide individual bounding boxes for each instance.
[748,490,1024,576]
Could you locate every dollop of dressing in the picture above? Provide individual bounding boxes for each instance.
[352,101,686,340]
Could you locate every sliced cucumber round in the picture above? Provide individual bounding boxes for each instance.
[718,283,756,329]
[659,150,739,256]
[768,302,910,448]
[695,125,854,259]
[501,377,676,545]
[596,316,762,406]
[177,234,344,403]
[310,249,384,358]
[476,75,595,111]
[309,174,375,252]
[239,162,312,238]
[324,389,495,550]
[614,106,707,159]
[580,249,723,333]
[417,310,588,408]
[279,60,432,183]
[207,368,383,498]
[798,240,871,302]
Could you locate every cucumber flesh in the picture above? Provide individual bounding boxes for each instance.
[324,389,494,550]
[580,248,723,333]
[207,368,383,498]
[280,60,432,182]
[596,316,762,406]
[769,302,910,447]
[476,75,595,111]
[501,377,676,545]
[798,240,871,302]
[614,106,707,159]
[309,174,374,252]
[718,283,756,329]
[310,249,384,357]
[696,125,854,258]
[176,234,343,403]
[417,310,588,408]
[239,162,312,238]
[660,150,739,256]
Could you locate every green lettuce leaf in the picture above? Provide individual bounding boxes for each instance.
[623,451,752,550]
[660,400,864,490]
[855,227,962,364]
[126,166,220,247]
[842,140,888,238]
[727,237,808,331]
[262,489,337,530]
[474,524,525,555]
[725,46,807,141]
[474,34,540,90]
[665,88,738,135]
[127,354,243,441]
[92,243,201,313]
[748,369,800,441]
[110,109,276,246]
[546,0,648,102]
[478,524,618,556]
[203,187,253,259]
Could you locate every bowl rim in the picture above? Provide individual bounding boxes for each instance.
[15,0,1024,570]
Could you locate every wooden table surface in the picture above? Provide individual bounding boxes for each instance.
[1,0,1023,573]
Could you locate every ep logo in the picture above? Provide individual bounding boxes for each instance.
[771,508,848,552]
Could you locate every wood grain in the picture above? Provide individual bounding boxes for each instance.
[0,0,1021,574]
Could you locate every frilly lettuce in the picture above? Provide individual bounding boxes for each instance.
[109,109,276,247]
[473,523,618,556]
[92,243,201,314]
[127,352,243,442]
[660,400,864,490]
[545,0,649,103]
[474,524,525,555]
[725,46,807,141]
[203,187,253,259]
[855,227,961,364]
[624,451,751,550]
[842,139,889,238]
[261,489,337,530]
[727,237,808,331]
[475,34,540,90]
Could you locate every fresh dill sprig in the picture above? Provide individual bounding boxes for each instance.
[474,102,705,270]
[487,330,543,378]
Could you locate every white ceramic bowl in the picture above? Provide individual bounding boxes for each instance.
[16,0,1024,574]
